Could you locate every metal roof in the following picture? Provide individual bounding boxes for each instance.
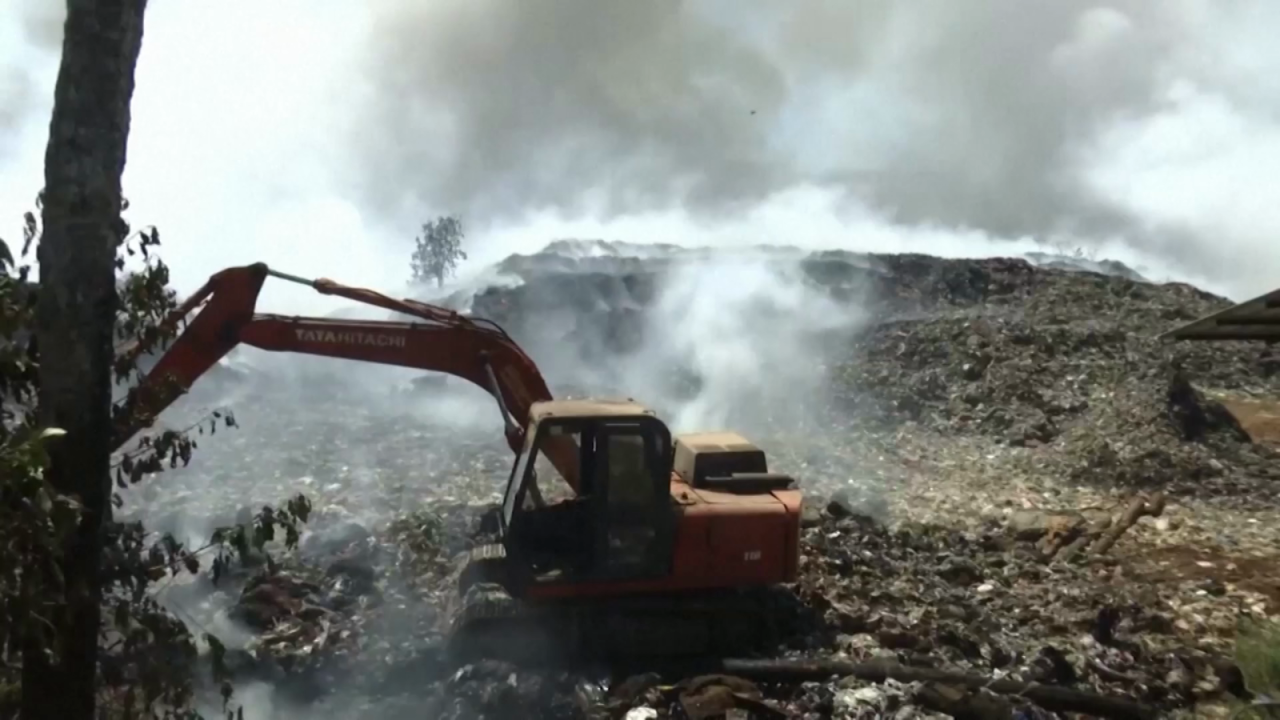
[1159,286,1280,342]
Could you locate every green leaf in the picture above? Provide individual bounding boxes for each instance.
[38,427,67,440]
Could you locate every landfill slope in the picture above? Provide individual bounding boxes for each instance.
[125,243,1280,719]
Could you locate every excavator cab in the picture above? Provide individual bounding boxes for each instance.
[499,400,677,585]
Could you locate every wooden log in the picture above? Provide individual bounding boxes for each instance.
[1056,513,1113,564]
[1091,492,1167,556]
[1038,515,1085,559]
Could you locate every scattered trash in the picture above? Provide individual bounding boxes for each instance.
[119,245,1280,718]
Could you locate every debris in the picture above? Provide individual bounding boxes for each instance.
[301,520,372,559]
[117,244,1280,718]
[1005,493,1167,562]
[1090,492,1167,556]
[716,657,1159,719]
[676,675,781,720]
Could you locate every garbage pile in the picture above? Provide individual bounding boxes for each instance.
[465,245,1280,503]
[182,492,1256,719]
[829,257,1280,501]
[120,243,1280,719]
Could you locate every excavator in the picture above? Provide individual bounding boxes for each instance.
[113,262,804,663]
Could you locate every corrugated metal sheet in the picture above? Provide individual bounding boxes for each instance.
[1160,287,1280,341]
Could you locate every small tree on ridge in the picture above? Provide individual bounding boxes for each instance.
[410,215,467,288]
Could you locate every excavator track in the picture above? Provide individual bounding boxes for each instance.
[442,545,786,667]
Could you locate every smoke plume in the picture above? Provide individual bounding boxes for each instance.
[351,0,1280,296]
[614,253,863,435]
[0,0,61,160]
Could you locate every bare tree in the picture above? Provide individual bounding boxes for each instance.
[411,215,468,288]
[22,1,150,717]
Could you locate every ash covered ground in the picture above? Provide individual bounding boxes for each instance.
[118,241,1280,719]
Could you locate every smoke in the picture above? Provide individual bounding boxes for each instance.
[611,253,863,434]
[350,0,788,222]
[6,0,1280,299]
[0,0,61,161]
[352,0,1280,298]
[768,1,1186,238]
[1079,80,1280,296]
[0,65,32,154]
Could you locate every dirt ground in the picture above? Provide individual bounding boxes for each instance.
[1130,544,1280,605]
[1221,395,1280,448]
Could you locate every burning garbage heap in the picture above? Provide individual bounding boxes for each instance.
[183,489,1258,719]
[141,245,1279,719]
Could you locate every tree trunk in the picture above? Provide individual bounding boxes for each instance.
[22,1,149,719]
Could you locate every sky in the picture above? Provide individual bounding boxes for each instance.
[2,0,1280,314]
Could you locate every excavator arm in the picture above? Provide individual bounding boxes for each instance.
[112,262,581,491]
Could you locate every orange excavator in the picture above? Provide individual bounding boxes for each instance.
[114,263,804,663]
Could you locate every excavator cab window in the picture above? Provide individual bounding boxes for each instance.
[500,432,537,527]
[502,415,675,582]
[594,421,673,578]
[501,422,595,576]
[501,423,589,516]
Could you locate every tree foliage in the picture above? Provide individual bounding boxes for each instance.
[0,201,310,719]
[410,215,467,288]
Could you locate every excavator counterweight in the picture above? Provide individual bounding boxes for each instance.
[118,263,804,665]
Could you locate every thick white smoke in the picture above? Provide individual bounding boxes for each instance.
[616,254,863,434]
[344,0,1280,298]
[5,0,1279,301]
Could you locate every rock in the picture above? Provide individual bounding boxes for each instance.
[824,484,885,517]
[826,492,858,519]
[1006,510,1085,542]
[801,503,824,528]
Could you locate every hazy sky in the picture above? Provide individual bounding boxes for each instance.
[2,0,1279,313]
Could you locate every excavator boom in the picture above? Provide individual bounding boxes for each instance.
[113,263,580,489]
